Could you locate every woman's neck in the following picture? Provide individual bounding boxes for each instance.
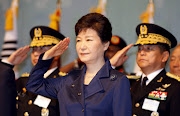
[84,58,105,85]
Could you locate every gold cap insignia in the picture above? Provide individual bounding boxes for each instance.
[134,23,175,48]
[140,25,148,35]
[34,28,42,38]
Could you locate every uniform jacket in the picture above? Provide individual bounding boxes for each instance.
[26,55,132,116]
[0,61,17,116]
[131,69,180,116]
[16,68,60,116]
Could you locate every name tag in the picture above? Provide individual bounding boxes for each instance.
[142,98,160,112]
[34,95,51,108]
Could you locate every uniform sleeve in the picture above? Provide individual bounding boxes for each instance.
[0,61,17,116]
[113,75,132,116]
[26,54,64,99]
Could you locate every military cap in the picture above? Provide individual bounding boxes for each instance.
[134,23,177,48]
[30,26,65,47]
[110,35,127,49]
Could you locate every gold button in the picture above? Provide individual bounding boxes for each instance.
[78,92,81,96]
[24,112,29,116]
[16,96,19,100]
[22,87,27,93]
[28,100,32,105]
[135,103,140,107]
[133,114,137,116]
[71,84,75,88]
[53,75,56,78]
[82,109,84,112]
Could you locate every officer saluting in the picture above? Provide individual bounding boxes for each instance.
[131,23,180,116]
[16,26,65,116]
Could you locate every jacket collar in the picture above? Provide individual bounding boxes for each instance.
[69,58,112,106]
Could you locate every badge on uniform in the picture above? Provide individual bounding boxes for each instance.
[110,74,117,81]
[148,91,167,101]
[142,98,160,112]
[151,111,159,116]
[34,95,51,108]
[41,108,49,116]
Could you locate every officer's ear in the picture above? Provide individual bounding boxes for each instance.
[162,51,169,63]
[103,41,110,51]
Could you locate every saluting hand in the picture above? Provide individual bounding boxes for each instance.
[43,37,70,60]
[7,46,30,65]
[110,44,133,67]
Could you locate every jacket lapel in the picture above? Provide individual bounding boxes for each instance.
[69,68,86,107]
[85,60,111,98]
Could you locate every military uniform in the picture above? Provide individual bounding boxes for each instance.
[131,69,180,116]
[16,68,61,116]
[0,61,17,116]
[131,23,180,116]
[16,26,65,116]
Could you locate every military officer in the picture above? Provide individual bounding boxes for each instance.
[16,26,65,116]
[0,46,30,116]
[131,23,180,116]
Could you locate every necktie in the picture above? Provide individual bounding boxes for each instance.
[142,77,148,88]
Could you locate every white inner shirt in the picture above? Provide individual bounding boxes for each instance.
[141,68,164,86]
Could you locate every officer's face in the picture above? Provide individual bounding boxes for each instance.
[136,45,167,75]
[31,46,53,66]
[76,28,109,64]
[169,46,180,76]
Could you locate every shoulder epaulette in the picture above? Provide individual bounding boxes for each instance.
[126,75,141,80]
[59,71,68,76]
[21,72,30,77]
[166,72,180,81]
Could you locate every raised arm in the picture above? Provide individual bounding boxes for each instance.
[26,38,70,98]
[7,45,30,65]
[43,37,70,60]
[110,44,133,67]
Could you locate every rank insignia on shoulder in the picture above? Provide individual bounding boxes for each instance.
[166,72,180,81]
[110,74,117,81]
[162,83,171,89]
[59,72,67,76]
[21,72,30,77]
[148,91,167,101]
[126,75,141,80]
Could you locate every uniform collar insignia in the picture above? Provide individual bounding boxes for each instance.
[156,87,165,91]
[157,77,163,82]
[162,83,171,89]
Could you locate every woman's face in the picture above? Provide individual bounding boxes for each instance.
[76,28,109,64]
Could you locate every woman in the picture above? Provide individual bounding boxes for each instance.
[26,13,132,116]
